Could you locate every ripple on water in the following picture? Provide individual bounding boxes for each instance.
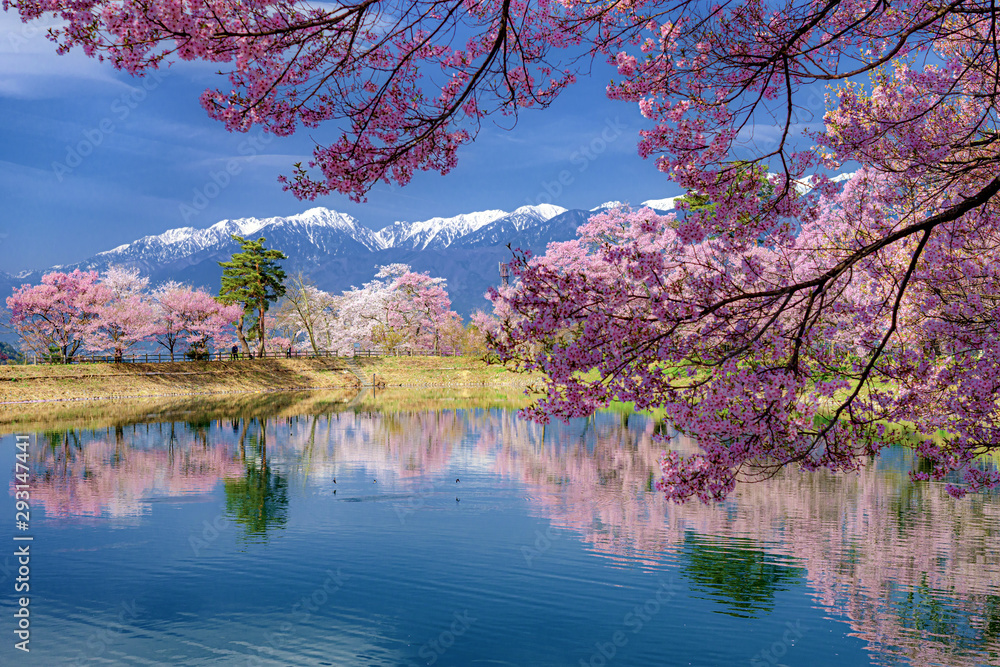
[5,409,1000,667]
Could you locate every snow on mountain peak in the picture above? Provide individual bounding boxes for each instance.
[91,206,376,268]
[225,217,269,237]
[375,209,507,250]
[412,209,506,233]
[512,203,566,220]
[589,201,623,211]
[77,196,699,277]
[207,216,260,237]
[292,207,360,229]
[641,197,680,211]
[96,226,199,257]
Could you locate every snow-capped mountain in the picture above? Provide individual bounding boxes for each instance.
[373,209,507,250]
[0,176,862,333]
[588,198,678,213]
[372,204,566,250]
[459,204,568,247]
[0,197,674,319]
[641,197,680,211]
[43,201,647,278]
[87,207,379,275]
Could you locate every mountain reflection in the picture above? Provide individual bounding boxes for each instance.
[17,403,1000,666]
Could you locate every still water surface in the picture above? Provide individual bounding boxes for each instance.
[1,390,998,666]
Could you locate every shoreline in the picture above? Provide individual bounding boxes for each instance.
[0,356,536,405]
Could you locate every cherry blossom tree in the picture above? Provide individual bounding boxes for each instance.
[83,290,158,362]
[385,270,459,353]
[457,310,497,357]
[150,282,188,361]
[276,274,337,354]
[327,265,407,353]
[5,270,104,363]
[437,317,471,356]
[263,335,294,356]
[102,265,150,299]
[492,167,1000,502]
[9,0,1000,499]
[77,268,159,361]
[152,284,243,361]
[328,265,460,354]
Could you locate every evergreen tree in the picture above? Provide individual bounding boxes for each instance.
[218,235,287,357]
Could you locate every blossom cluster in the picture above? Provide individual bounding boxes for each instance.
[6,267,242,362]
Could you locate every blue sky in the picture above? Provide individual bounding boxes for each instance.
[0,10,690,274]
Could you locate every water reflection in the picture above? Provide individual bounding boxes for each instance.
[679,533,804,618]
[30,423,245,524]
[224,417,289,542]
[11,394,1000,666]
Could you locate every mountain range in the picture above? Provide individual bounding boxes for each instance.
[0,197,678,320]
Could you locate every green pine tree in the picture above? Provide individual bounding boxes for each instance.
[218,235,288,357]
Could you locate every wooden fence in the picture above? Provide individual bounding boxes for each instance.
[21,347,447,365]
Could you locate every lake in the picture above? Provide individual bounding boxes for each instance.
[1,389,998,666]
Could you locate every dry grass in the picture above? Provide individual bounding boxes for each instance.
[350,386,537,413]
[0,358,359,404]
[0,356,537,407]
[353,355,537,388]
[0,390,360,435]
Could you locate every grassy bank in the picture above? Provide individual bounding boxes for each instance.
[0,356,537,406]
[0,386,540,435]
[352,355,535,387]
[0,390,356,434]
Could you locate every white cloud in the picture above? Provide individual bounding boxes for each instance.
[0,12,129,98]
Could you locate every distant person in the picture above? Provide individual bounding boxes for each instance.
[231,344,238,360]
[286,346,292,358]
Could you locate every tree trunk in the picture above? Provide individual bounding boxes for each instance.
[235,311,251,356]
[308,324,319,355]
[256,304,267,357]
